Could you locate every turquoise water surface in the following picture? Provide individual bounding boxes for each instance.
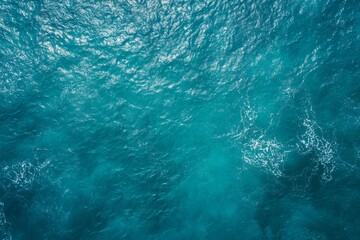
[1,0,360,239]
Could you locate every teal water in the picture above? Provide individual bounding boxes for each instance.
[1,0,360,239]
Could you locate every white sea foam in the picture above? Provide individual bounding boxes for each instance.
[243,135,285,177]
[2,161,37,190]
[0,202,12,240]
[297,107,336,181]
[238,102,286,176]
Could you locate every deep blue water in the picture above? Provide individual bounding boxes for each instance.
[1,0,360,239]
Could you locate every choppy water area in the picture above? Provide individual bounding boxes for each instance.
[1,0,360,239]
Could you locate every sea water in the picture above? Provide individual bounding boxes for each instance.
[1,0,360,239]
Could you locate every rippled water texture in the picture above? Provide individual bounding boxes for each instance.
[1,0,360,239]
